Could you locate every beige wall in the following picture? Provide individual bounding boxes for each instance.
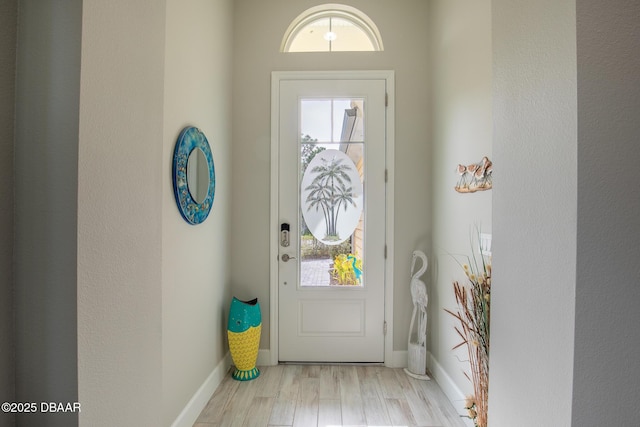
[429,0,492,407]
[77,1,165,424]
[490,1,640,425]
[162,0,234,424]
[10,1,234,425]
[490,0,578,425]
[432,1,640,424]
[572,0,640,424]
[14,2,81,426]
[0,2,16,426]
[231,0,431,353]
[78,0,234,425]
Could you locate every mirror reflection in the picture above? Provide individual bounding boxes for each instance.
[187,148,210,204]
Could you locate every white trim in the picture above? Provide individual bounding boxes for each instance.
[383,72,395,368]
[427,352,474,427]
[170,352,231,427]
[270,70,395,366]
[269,74,281,366]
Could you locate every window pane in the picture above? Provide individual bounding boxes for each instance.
[330,17,375,52]
[282,5,383,53]
[301,98,364,143]
[288,18,330,52]
[300,144,364,287]
[299,96,366,288]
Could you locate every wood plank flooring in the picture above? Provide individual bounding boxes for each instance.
[194,365,467,427]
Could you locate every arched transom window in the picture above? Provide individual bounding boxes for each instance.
[281,4,384,52]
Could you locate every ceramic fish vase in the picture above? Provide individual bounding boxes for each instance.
[227,297,261,381]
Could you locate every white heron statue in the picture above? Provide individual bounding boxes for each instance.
[404,250,430,380]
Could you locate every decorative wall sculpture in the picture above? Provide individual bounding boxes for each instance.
[455,156,493,193]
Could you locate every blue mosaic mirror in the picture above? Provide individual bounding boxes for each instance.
[172,126,216,225]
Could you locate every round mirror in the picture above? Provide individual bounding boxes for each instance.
[187,147,209,204]
[172,126,216,225]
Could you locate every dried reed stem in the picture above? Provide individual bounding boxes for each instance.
[445,260,491,427]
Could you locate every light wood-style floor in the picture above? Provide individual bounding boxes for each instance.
[194,365,467,427]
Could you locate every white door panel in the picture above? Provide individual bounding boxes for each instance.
[276,77,387,362]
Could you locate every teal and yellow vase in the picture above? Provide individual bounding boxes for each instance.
[227,297,261,381]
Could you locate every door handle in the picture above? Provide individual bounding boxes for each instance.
[281,254,296,262]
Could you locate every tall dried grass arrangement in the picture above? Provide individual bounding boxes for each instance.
[445,245,491,427]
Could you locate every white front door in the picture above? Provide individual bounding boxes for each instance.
[274,74,388,362]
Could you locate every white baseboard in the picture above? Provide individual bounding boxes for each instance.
[171,352,231,427]
[427,352,474,427]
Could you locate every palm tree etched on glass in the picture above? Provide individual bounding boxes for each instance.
[301,149,363,245]
[305,160,354,241]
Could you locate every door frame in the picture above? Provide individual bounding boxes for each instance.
[269,70,395,365]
